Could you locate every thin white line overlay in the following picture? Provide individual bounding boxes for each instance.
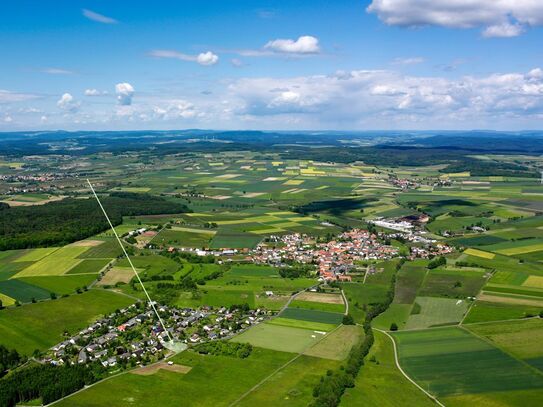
[87,179,173,342]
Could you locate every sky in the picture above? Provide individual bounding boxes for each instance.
[1,0,543,131]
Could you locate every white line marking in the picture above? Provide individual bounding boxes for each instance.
[87,179,172,342]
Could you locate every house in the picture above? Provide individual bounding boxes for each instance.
[78,350,88,364]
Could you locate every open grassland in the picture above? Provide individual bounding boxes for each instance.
[0,290,134,355]
[341,282,390,322]
[441,389,543,407]
[303,325,362,360]
[342,330,435,407]
[373,303,412,331]
[393,327,543,398]
[231,323,325,353]
[175,288,256,309]
[56,348,295,407]
[237,355,340,407]
[405,297,469,329]
[156,226,216,248]
[268,317,337,332]
[228,264,279,277]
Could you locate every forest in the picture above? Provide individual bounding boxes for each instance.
[0,192,190,250]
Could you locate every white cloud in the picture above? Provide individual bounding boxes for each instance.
[264,35,320,54]
[367,0,543,37]
[115,83,134,105]
[230,58,244,67]
[149,50,219,66]
[42,68,73,75]
[226,67,543,128]
[57,93,80,112]
[84,89,108,96]
[3,115,12,123]
[196,51,219,66]
[0,90,38,103]
[82,9,118,24]
[483,23,524,38]
[392,57,425,65]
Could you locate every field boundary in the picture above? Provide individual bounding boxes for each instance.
[229,324,343,406]
[375,328,445,407]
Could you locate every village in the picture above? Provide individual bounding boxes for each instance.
[43,302,269,369]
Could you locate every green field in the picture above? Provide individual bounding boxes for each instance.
[0,289,134,354]
[303,325,362,360]
[290,299,345,313]
[66,258,111,274]
[393,327,543,398]
[405,296,469,329]
[0,279,51,303]
[463,301,543,323]
[231,323,326,353]
[268,317,337,332]
[16,274,97,295]
[342,330,435,406]
[57,348,296,407]
[279,307,344,325]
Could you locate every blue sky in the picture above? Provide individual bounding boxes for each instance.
[1,0,543,131]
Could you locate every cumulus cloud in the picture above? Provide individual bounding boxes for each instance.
[226,67,543,128]
[149,50,219,66]
[82,9,118,24]
[367,0,543,37]
[115,83,134,105]
[264,35,320,54]
[84,89,108,96]
[57,93,80,112]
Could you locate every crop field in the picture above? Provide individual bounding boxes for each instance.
[0,279,51,302]
[466,319,543,362]
[393,327,543,399]
[231,323,325,353]
[342,330,435,407]
[463,300,543,323]
[417,267,487,298]
[228,264,279,277]
[17,274,97,294]
[156,226,216,248]
[66,258,111,274]
[279,307,344,325]
[290,299,345,313]
[14,245,91,277]
[404,297,469,329]
[0,290,134,354]
[97,267,136,286]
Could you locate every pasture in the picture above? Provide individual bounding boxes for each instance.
[303,325,362,360]
[56,348,295,407]
[0,290,134,354]
[342,330,435,407]
[231,323,325,353]
[405,297,469,329]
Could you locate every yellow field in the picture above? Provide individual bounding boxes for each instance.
[283,179,304,185]
[171,226,216,235]
[14,247,59,262]
[14,246,89,277]
[523,275,543,289]
[497,243,543,256]
[296,292,344,304]
[465,248,495,259]
[250,228,284,234]
[97,267,137,286]
[0,293,16,306]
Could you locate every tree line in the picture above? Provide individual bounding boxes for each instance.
[0,192,190,250]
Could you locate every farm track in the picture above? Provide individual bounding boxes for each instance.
[374,328,446,407]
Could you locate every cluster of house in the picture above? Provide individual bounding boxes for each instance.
[250,230,399,281]
[43,302,268,368]
[389,177,420,190]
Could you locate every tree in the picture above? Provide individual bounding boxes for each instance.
[0,299,3,309]
[342,314,355,325]
[390,322,398,331]
[50,292,57,300]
